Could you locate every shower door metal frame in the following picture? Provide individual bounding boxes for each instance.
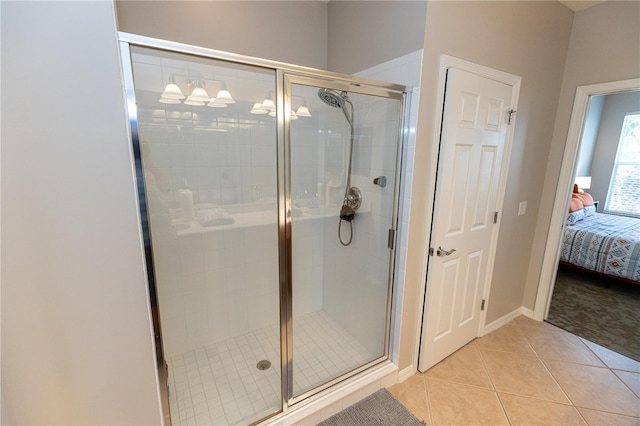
[282,73,406,406]
[118,31,407,422]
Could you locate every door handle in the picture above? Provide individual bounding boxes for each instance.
[437,245,457,257]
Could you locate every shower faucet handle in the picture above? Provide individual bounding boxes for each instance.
[373,176,387,187]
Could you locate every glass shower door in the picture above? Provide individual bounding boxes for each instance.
[286,76,404,400]
[127,45,282,425]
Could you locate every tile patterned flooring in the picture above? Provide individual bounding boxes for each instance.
[167,310,372,425]
[389,316,640,425]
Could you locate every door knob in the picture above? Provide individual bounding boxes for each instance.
[437,245,457,257]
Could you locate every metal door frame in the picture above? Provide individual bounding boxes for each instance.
[282,73,405,405]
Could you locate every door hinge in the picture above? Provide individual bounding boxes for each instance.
[481,299,486,311]
[493,211,499,224]
[508,109,517,125]
[428,247,434,256]
[388,229,396,249]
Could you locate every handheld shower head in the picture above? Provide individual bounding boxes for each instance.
[317,88,346,108]
[318,88,353,128]
[318,87,358,246]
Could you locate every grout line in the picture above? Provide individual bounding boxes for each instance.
[493,391,514,425]
[610,369,640,399]
[574,406,591,425]
[535,357,576,407]
[420,373,434,426]
[475,343,513,424]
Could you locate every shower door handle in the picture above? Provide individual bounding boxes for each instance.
[437,246,457,257]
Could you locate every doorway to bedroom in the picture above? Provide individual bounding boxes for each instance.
[543,85,640,362]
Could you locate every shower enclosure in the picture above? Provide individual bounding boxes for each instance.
[120,33,406,425]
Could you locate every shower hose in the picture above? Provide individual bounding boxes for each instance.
[338,218,353,246]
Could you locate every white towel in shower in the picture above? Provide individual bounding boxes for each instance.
[197,208,234,227]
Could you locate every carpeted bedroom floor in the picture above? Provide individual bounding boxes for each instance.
[547,264,640,362]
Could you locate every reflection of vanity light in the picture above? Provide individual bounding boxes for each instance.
[261,98,276,109]
[159,97,181,104]
[184,98,205,106]
[187,87,210,102]
[160,77,235,108]
[207,99,227,108]
[250,102,269,114]
[215,89,235,104]
[296,105,311,117]
[159,83,185,103]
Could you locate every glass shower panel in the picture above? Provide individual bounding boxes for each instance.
[289,81,402,398]
[130,46,281,425]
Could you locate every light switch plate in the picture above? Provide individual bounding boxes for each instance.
[518,201,527,216]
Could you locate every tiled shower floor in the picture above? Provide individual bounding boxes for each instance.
[167,310,374,425]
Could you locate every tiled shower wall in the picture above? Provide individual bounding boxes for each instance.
[320,99,402,356]
[290,48,424,358]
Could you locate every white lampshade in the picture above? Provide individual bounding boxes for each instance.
[290,110,299,120]
[250,102,269,114]
[188,87,210,102]
[575,176,592,190]
[215,89,235,104]
[160,83,185,100]
[268,110,276,117]
[261,98,276,110]
[159,97,181,104]
[296,105,311,117]
[184,98,205,106]
[207,99,227,108]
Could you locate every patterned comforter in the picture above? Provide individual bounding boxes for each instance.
[561,212,640,282]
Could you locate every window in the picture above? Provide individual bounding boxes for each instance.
[604,112,640,217]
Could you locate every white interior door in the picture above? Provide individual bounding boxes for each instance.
[419,67,516,371]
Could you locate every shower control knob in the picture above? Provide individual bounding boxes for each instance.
[373,176,387,187]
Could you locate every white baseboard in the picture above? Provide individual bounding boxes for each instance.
[482,306,526,335]
[397,365,416,383]
[521,307,535,319]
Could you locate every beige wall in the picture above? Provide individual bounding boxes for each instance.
[116,1,329,69]
[116,1,428,76]
[524,0,640,310]
[399,1,574,368]
[327,1,427,74]
[1,1,162,423]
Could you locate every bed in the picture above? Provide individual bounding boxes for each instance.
[561,197,640,283]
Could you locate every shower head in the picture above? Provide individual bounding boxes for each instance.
[318,88,347,108]
[318,88,353,127]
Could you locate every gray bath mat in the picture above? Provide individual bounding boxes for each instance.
[316,388,426,426]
